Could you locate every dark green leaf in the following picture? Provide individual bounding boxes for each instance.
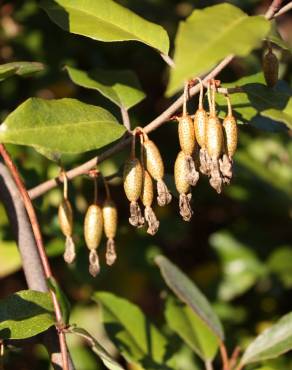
[165,297,219,361]
[69,327,125,370]
[0,61,44,81]
[93,291,176,369]
[47,277,71,325]
[41,0,169,55]
[0,290,54,340]
[167,4,270,95]
[155,255,224,340]
[240,312,292,365]
[0,98,126,155]
[66,66,145,109]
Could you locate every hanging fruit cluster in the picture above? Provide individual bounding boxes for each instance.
[57,78,239,276]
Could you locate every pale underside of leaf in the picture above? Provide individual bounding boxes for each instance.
[41,0,169,55]
[241,312,292,365]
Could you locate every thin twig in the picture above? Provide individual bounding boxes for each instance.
[220,342,230,370]
[27,1,281,200]
[265,0,282,19]
[229,346,241,369]
[120,105,131,131]
[0,144,70,370]
[274,1,292,18]
[160,53,176,68]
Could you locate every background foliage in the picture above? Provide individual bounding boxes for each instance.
[0,0,291,369]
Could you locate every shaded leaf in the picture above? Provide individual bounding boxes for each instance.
[167,3,270,95]
[93,291,176,370]
[155,255,224,340]
[266,21,291,51]
[47,277,71,325]
[240,312,292,365]
[165,297,219,361]
[0,98,126,154]
[268,247,292,288]
[210,231,267,301]
[0,290,54,340]
[0,241,21,278]
[66,66,145,109]
[41,0,169,55]
[0,61,44,81]
[70,327,125,370]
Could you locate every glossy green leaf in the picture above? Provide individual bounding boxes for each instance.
[70,327,125,370]
[47,277,71,325]
[0,98,126,154]
[240,312,292,365]
[155,255,224,340]
[210,231,267,301]
[93,291,176,369]
[0,61,44,81]
[41,0,169,55]
[66,66,146,109]
[0,290,54,340]
[165,297,219,361]
[167,3,270,96]
[0,241,22,278]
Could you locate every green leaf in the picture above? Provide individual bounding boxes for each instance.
[167,3,270,96]
[0,98,126,155]
[155,255,224,340]
[47,277,71,325]
[165,297,219,361]
[66,66,146,109]
[215,72,292,129]
[240,312,292,365]
[0,61,44,81]
[93,291,176,369]
[268,247,292,288]
[41,0,169,55]
[0,290,55,340]
[69,327,125,370]
[0,241,21,278]
[266,21,291,51]
[210,231,267,301]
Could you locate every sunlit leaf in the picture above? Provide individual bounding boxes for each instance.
[167,3,270,95]
[0,61,44,81]
[41,0,169,55]
[0,241,21,278]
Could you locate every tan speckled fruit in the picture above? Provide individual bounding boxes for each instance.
[206,116,223,160]
[103,199,117,239]
[178,115,196,155]
[174,151,190,195]
[58,199,73,237]
[84,204,103,250]
[141,170,154,207]
[263,49,279,88]
[194,109,208,148]
[123,158,143,202]
[143,139,164,180]
[223,115,238,158]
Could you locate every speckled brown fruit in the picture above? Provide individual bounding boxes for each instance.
[223,114,238,158]
[206,116,224,160]
[143,139,164,181]
[174,151,190,195]
[103,199,118,266]
[263,49,279,88]
[141,170,154,208]
[178,115,196,155]
[84,204,103,251]
[58,199,73,237]
[194,109,208,149]
[123,158,143,202]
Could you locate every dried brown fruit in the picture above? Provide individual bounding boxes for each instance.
[263,48,279,88]
[141,170,159,235]
[143,137,172,206]
[84,204,103,276]
[174,151,193,221]
[123,157,144,227]
[103,199,118,266]
[58,198,76,264]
